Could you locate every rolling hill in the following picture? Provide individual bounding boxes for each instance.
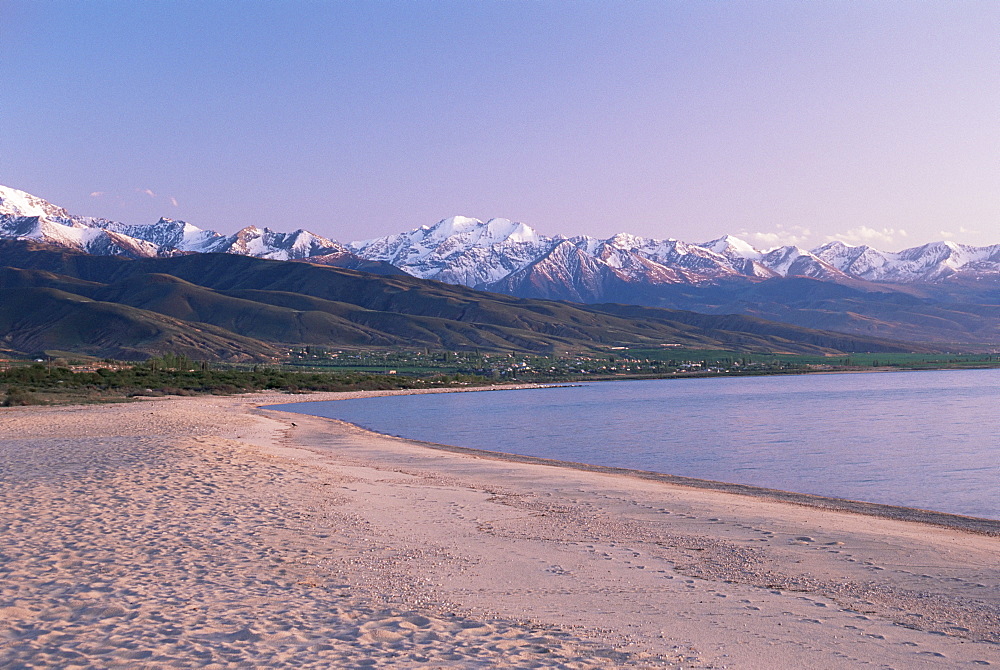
[0,240,929,361]
[4,184,1000,348]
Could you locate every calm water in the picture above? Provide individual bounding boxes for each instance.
[269,369,1000,520]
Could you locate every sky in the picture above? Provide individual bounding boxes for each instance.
[1,1,997,250]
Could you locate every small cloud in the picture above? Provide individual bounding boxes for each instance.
[170,197,179,207]
[89,191,105,198]
[827,226,907,246]
[137,188,156,198]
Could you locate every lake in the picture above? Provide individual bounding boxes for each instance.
[268,368,1000,520]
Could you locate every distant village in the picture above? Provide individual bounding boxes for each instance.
[283,347,853,380]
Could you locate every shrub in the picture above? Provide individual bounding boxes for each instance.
[2,387,42,407]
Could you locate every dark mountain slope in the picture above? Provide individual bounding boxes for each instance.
[291,252,406,276]
[603,277,1000,346]
[90,274,402,347]
[0,287,278,361]
[0,240,934,359]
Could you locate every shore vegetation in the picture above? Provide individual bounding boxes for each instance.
[3,348,1000,406]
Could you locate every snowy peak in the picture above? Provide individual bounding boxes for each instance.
[703,235,760,260]
[4,184,1000,300]
[349,216,552,286]
[422,216,541,247]
[93,216,226,253]
[222,226,346,260]
[346,209,1000,292]
[0,185,70,219]
[812,241,888,279]
[603,232,649,251]
[760,246,847,279]
[424,215,483,241]
[481,218,539,244]
[887,241,983,281]
[487,239,618,302]
[0,184,351,262]
[811,240,861,262]
[810,239,1000,282]
[0,211,170,259]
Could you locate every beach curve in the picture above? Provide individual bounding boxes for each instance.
[1,389,997,668]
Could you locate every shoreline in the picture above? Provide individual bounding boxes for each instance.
[264,384,1000,535]
[255,392,1000,666]
[282,414,1000,536]
[2,391,998,668]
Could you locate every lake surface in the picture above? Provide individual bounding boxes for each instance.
[269,369,1000,520]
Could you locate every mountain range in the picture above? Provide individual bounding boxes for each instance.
[2,185,998,348]
[0,185,401,275]
[6,185,998,286]
[0,239,920,361]
[351,216,1000,290]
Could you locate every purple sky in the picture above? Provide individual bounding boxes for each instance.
[2,1,997,250]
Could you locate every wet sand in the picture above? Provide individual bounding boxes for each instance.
[1,389,998,668]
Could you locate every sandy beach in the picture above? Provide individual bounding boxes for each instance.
[1,389,998,668]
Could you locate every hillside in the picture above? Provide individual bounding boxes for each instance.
[0,240,928,361]
[4,184,1000,348]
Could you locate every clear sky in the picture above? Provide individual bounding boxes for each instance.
[2,1,997,250]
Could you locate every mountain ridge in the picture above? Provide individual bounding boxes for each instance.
[0,239,928,360]
[3,184,998,348]
[5,184,998,286]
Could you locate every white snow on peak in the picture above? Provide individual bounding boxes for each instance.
[482,218,539,244]
[347,215,552,285]
[417,216,540,247]
[0,184,346,260]
[5,183,1000,287]
[704,235,760,259]
[569,235,603,255]
[813,240,859,252]
[180,220,204,235]
[604,233,647,250]
[0,185,70,218]
[761,246,809,275]
[427,216,483,240]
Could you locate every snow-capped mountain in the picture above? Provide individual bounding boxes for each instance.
[0,186,72,219]
[352,216,1000,296]
[485,239,625,302]
[96,217,229,253]
[349,216,554,287]
[813,240,1000,282]
[0,185,348,261]
[350,216,855,296]
[3,184,1000,299]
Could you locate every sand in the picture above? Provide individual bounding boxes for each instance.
[1,388,998,668]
